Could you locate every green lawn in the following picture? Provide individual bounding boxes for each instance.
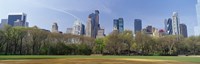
[0,55,200,63]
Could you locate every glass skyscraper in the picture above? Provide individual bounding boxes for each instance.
[195,0,200,36]
[180,23,188,37]
[134,19,142,34]
[113,19,119,30]
[113,18,124,33]
[8,13,26,26]
[118,18,124,33]
[165,18,173,35]
[86,10,100,38]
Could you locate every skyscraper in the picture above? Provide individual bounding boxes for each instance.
[72,19,85,35]
[194,0,200,36]
[113,18,124,33]
[172,12,180,36]
[86,10,100,38]
[118,18,124,33]
[113,19,119,30]
[52,22,58,33]
[8,13,26,26]
[180,23,188,37]
[165,18,173,35]
[134,19,142,34]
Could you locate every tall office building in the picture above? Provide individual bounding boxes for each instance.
[165,18,173,35]
[180,23,188,37]
[113,18,124,33]
[0,19,8,29]
[113,19,119,30]
[72,19,85,35]
[52,22,58,33]
[86,10,100,38]
[172,12,180,36]
[8,13,26,26]
[134,19,142,34]
[118,18,124,33]
[194,0,200,36]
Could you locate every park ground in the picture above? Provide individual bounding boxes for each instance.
[0,55,200,64]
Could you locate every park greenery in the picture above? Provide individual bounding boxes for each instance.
[0,25,200,56]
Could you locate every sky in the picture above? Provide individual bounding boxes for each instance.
[0,0,198,36]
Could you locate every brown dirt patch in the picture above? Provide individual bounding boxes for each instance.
[0,58,197,64]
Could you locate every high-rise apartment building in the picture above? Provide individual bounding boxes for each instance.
[134,19,142,34]
[86,10,100,38]
[180,23,188,37]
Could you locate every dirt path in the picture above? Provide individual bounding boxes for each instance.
[0,58,197,64]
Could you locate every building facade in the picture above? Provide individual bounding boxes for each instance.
[8,13,26,26]
[113,18,124,33]
[72,20,85,35]
[86,10,100,38]
[195,0,200,36]
[172,12,180,36]
[113,19,119,30]
[96,29,105,38]
[14,19,23,27]
[81,24,85,35]
[134,19,142,34]
[165,18,173,35]
[52,22,58,33]
[118,18,124,33]
[180,23,188,37]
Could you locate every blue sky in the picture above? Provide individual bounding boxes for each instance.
[0,0,198,36]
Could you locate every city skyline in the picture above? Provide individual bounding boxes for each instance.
[0,0,198,36]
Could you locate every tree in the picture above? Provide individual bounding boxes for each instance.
[93,38,105,54]
[120,30,134,55]
[28,27,48,55]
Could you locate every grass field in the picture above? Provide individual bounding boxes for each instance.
[0,55,200,64]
